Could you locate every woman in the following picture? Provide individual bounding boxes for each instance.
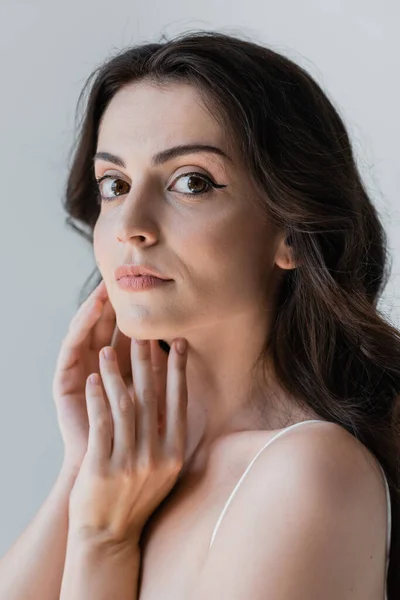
[1,30,398,599]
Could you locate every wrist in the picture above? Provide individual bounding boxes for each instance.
[61,532,141,600]
[68,526,142,555]
[65,530,141,576]
[60,458,81,481]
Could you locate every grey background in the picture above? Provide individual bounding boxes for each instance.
[0,0,398,554]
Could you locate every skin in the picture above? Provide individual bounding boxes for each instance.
[60,81,388,599]
[92,80,298,483]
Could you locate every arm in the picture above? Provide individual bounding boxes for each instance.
[59,534,141,600]
[189,423,384,600]
[0,462,78,600]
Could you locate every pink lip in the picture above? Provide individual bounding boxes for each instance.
[114,264,172,281]
[116,275,173,292]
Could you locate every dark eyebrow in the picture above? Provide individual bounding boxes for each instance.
[93,144,233,168]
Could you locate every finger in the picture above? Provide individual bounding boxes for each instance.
[85,373,113,468]
[74,279,107,322]
[55,288,106,372]
[68,279,107,341]
[163,339,188,460]
[91,298,117,351]
[99,347,136,463]
[150,339,168,424]
[111,325,133,381]
[131,339,158,458]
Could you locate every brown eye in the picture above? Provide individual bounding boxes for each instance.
[169,172,225,197]
[172,174,209,194]
[95,175,130,203]
[95,172,226,203]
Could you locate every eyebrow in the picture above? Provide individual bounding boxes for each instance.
[93,144,233,168]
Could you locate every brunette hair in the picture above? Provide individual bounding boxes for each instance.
[62,30,400,596]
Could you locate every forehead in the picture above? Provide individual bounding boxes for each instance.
[97,81,228,155]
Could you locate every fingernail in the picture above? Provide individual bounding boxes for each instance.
[176,339,187,355]
[103,347,115,361]
[89,373,100,385]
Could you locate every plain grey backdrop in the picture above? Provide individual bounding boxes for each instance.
[0,0,399,555]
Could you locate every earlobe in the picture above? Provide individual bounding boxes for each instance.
[275,237,296,270]
[275,258,296,270]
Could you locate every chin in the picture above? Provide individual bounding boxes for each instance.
[113,312,171,354]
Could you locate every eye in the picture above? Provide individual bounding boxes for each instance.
[95,175,130,203]
[95,172,226,203]
[168,172,222,196]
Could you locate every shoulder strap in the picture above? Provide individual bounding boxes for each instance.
[377,461,392,589]
[209,419,325,548]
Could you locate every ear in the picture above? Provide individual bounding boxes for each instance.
[274,234,296,270]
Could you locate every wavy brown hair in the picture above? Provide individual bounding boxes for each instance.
[62,30,400,596]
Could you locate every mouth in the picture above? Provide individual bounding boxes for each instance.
[114,264,172,281]
[116,274,173,292]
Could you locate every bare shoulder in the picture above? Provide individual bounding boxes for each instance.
[189,421,388,600]
[225,420,386,511]
[261,420,386,492]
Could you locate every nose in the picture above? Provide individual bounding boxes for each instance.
[117,229,158,246]
[115,189,160,246]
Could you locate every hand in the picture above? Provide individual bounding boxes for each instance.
[67,336,188,550]
[52,279,133,474]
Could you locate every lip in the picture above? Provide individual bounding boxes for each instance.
[116,275,173,292]
[114,264,172,281]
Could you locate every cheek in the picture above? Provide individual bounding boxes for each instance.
[194,217,259,269]
[192,215,271,294]
[186,221,256,284]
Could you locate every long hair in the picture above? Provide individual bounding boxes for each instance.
[62,30,400,596]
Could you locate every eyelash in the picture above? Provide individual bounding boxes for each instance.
[94,172,226,203]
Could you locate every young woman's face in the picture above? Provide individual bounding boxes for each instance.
[93,81,287,341]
